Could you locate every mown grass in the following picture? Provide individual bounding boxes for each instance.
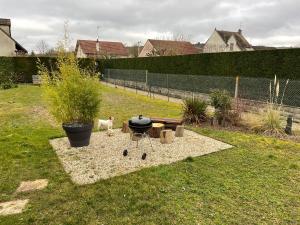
[0,85,299,225]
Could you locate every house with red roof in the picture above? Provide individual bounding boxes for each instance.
[138,39,200,57]
[203,28,254,53]
[75,40,128,58]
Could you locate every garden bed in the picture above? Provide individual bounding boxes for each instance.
[50,129,232,185]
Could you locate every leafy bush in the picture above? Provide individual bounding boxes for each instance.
[0,57,18,89]
[38,52,101,124]
[183,98,208,124]
[1,79,18,89]
[0,72,18,89]
[210,89,232,125]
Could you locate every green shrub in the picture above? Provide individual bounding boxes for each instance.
[210,89,232,126]
[38,52,101,124]
[0,79,18,89]
[0,57,17,89]
[210,89,232,110]
[183,98,208,124]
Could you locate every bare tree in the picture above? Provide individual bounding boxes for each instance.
[36,40,49,55]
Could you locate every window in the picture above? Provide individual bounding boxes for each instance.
[230,43,234,51]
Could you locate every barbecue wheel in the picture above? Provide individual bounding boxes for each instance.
[123,149,128,156]
[142,153,147,160]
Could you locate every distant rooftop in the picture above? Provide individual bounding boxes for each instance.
[148,39,200,55]
[76,40,128,56]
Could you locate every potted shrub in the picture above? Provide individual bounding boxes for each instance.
[38,52,101,147]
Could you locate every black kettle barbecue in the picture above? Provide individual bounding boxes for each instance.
[123,115,153,160]
[128,115,153,133]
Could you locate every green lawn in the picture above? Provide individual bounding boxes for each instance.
[0,85,299,225]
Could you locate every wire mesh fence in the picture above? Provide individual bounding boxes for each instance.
[103,69,300,109]
[238,77,300,107]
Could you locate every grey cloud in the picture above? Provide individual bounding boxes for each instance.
[0,0,299,51]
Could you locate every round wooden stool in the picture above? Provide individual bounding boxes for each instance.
[149,123,165,138]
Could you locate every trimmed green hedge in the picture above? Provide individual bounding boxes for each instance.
[0,48,300,82]
[0,57,96,83]
[0,57,57,83]
[102,48,300,79]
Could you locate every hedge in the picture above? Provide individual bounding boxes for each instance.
[0,48,300,83]
[102,48,300,80]
[0,57,98,83]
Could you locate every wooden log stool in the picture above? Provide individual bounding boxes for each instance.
[121,121,130,133]
[160,129,174,144]
[175,125,184,137]
[149,123,165,138]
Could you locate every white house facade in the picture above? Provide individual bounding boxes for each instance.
[203,29,254,53]
[0,18,27,56]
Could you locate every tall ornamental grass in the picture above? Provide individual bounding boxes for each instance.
[243,75,289,135]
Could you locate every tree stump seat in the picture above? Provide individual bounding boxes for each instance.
[149,123,165,138]
[175,125,184,137]
[160,129,174,144]
[121,121,130,133]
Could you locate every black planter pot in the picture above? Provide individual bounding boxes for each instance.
[62,123,93,147]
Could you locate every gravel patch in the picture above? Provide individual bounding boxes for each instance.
[50,129,232,185]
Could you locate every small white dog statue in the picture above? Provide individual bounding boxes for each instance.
[98,116,114,130]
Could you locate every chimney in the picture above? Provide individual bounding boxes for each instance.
[0,18,11,36]
[238,29,242,34]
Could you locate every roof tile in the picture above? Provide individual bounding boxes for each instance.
[148,39,200,55]
[76,40,128,56]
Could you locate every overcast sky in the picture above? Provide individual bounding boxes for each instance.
[1,0,299,52]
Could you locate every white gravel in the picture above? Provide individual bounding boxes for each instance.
[50,129,232,185]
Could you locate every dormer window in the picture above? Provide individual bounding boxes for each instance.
[230,43,234,51]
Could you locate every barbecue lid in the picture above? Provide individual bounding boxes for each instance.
[129,115,152,126]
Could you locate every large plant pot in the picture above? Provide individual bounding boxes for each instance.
[62,123,93,147]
